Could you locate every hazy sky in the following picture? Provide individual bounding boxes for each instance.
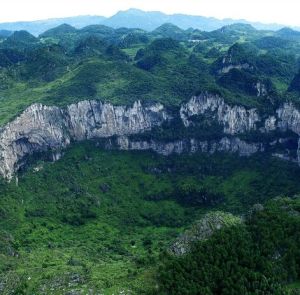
[1,0,300,26]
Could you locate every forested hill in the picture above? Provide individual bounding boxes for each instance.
[158,196,300,295]
[0,17,300,295]
[1,19,300,177]
[1,21,300,126]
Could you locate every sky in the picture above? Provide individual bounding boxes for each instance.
[0,0,300,27]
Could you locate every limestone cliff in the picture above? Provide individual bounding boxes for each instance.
[113,136,263,156]
[1,93,300,179]
[0,100,168,179]
[180,93,260,134]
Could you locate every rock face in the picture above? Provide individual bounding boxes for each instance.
[219,63,251,74]
[170,211,242,255]
[0,100,168,179]
[254,81,268,97]
[276,103,300,164]
[113,136,263,156]
[277,103,300,135]
[180,93,260,134]
[180,93,300,163]
[1,93,300,179]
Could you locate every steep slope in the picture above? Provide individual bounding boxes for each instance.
[1,30,38,49]
[289,70,300,93]
[39,24,78,38]
[0,100,168,179]
[1,93,300,180]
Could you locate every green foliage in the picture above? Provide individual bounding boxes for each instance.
[40,24,78,38]
[1,22,300,126]
[132,111,224,142]
[1,30,38,49]
[119,32,149,48]
[214,42,258,70]
[255,50,298,81]
[152,24,188,41]
[275,27,300,42]
[218,68,275,96]
[289,70,300,93]
[254,36,292,50]
[0,48,26,66]
[74,35,107,56]
[1,22,300,294]
[20,44,69,81]
[135,38,184,70]
[0,143,300,293]
[157,197,300,295]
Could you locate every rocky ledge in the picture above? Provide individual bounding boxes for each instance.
[112,136,263,156]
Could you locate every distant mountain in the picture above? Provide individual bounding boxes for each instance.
[0,8,299,36]
[102,9,167,31]
[218,23,257,33]
[0,15,106,36]
[7,30,38,43]
[275,27,300,41]
[101,9,291,32]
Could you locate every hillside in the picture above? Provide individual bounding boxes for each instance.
[0,19,300,295]
[1,22,300,125]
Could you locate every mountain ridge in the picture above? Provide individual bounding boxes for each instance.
[0,8,299,36]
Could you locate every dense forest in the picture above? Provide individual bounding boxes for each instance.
[157,197,300,295]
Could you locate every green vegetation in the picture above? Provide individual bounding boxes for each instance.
[1,21,300,294]
[0,142,300,293]
[157,197,300,295]
[289,70,300,93]
[1,21,300,126]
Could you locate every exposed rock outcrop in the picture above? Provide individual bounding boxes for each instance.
[180,93,300,163]
[113,136,263,156]
[277,103,300,135]
[1,93,300,179]
[276,103,300,163]
[180,93,260,134]
[170,211,242,255]
[0,100,168,179]
[219,63,251,74]
[254,81,268,97]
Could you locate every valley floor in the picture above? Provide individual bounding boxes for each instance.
[0,142,300,294]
